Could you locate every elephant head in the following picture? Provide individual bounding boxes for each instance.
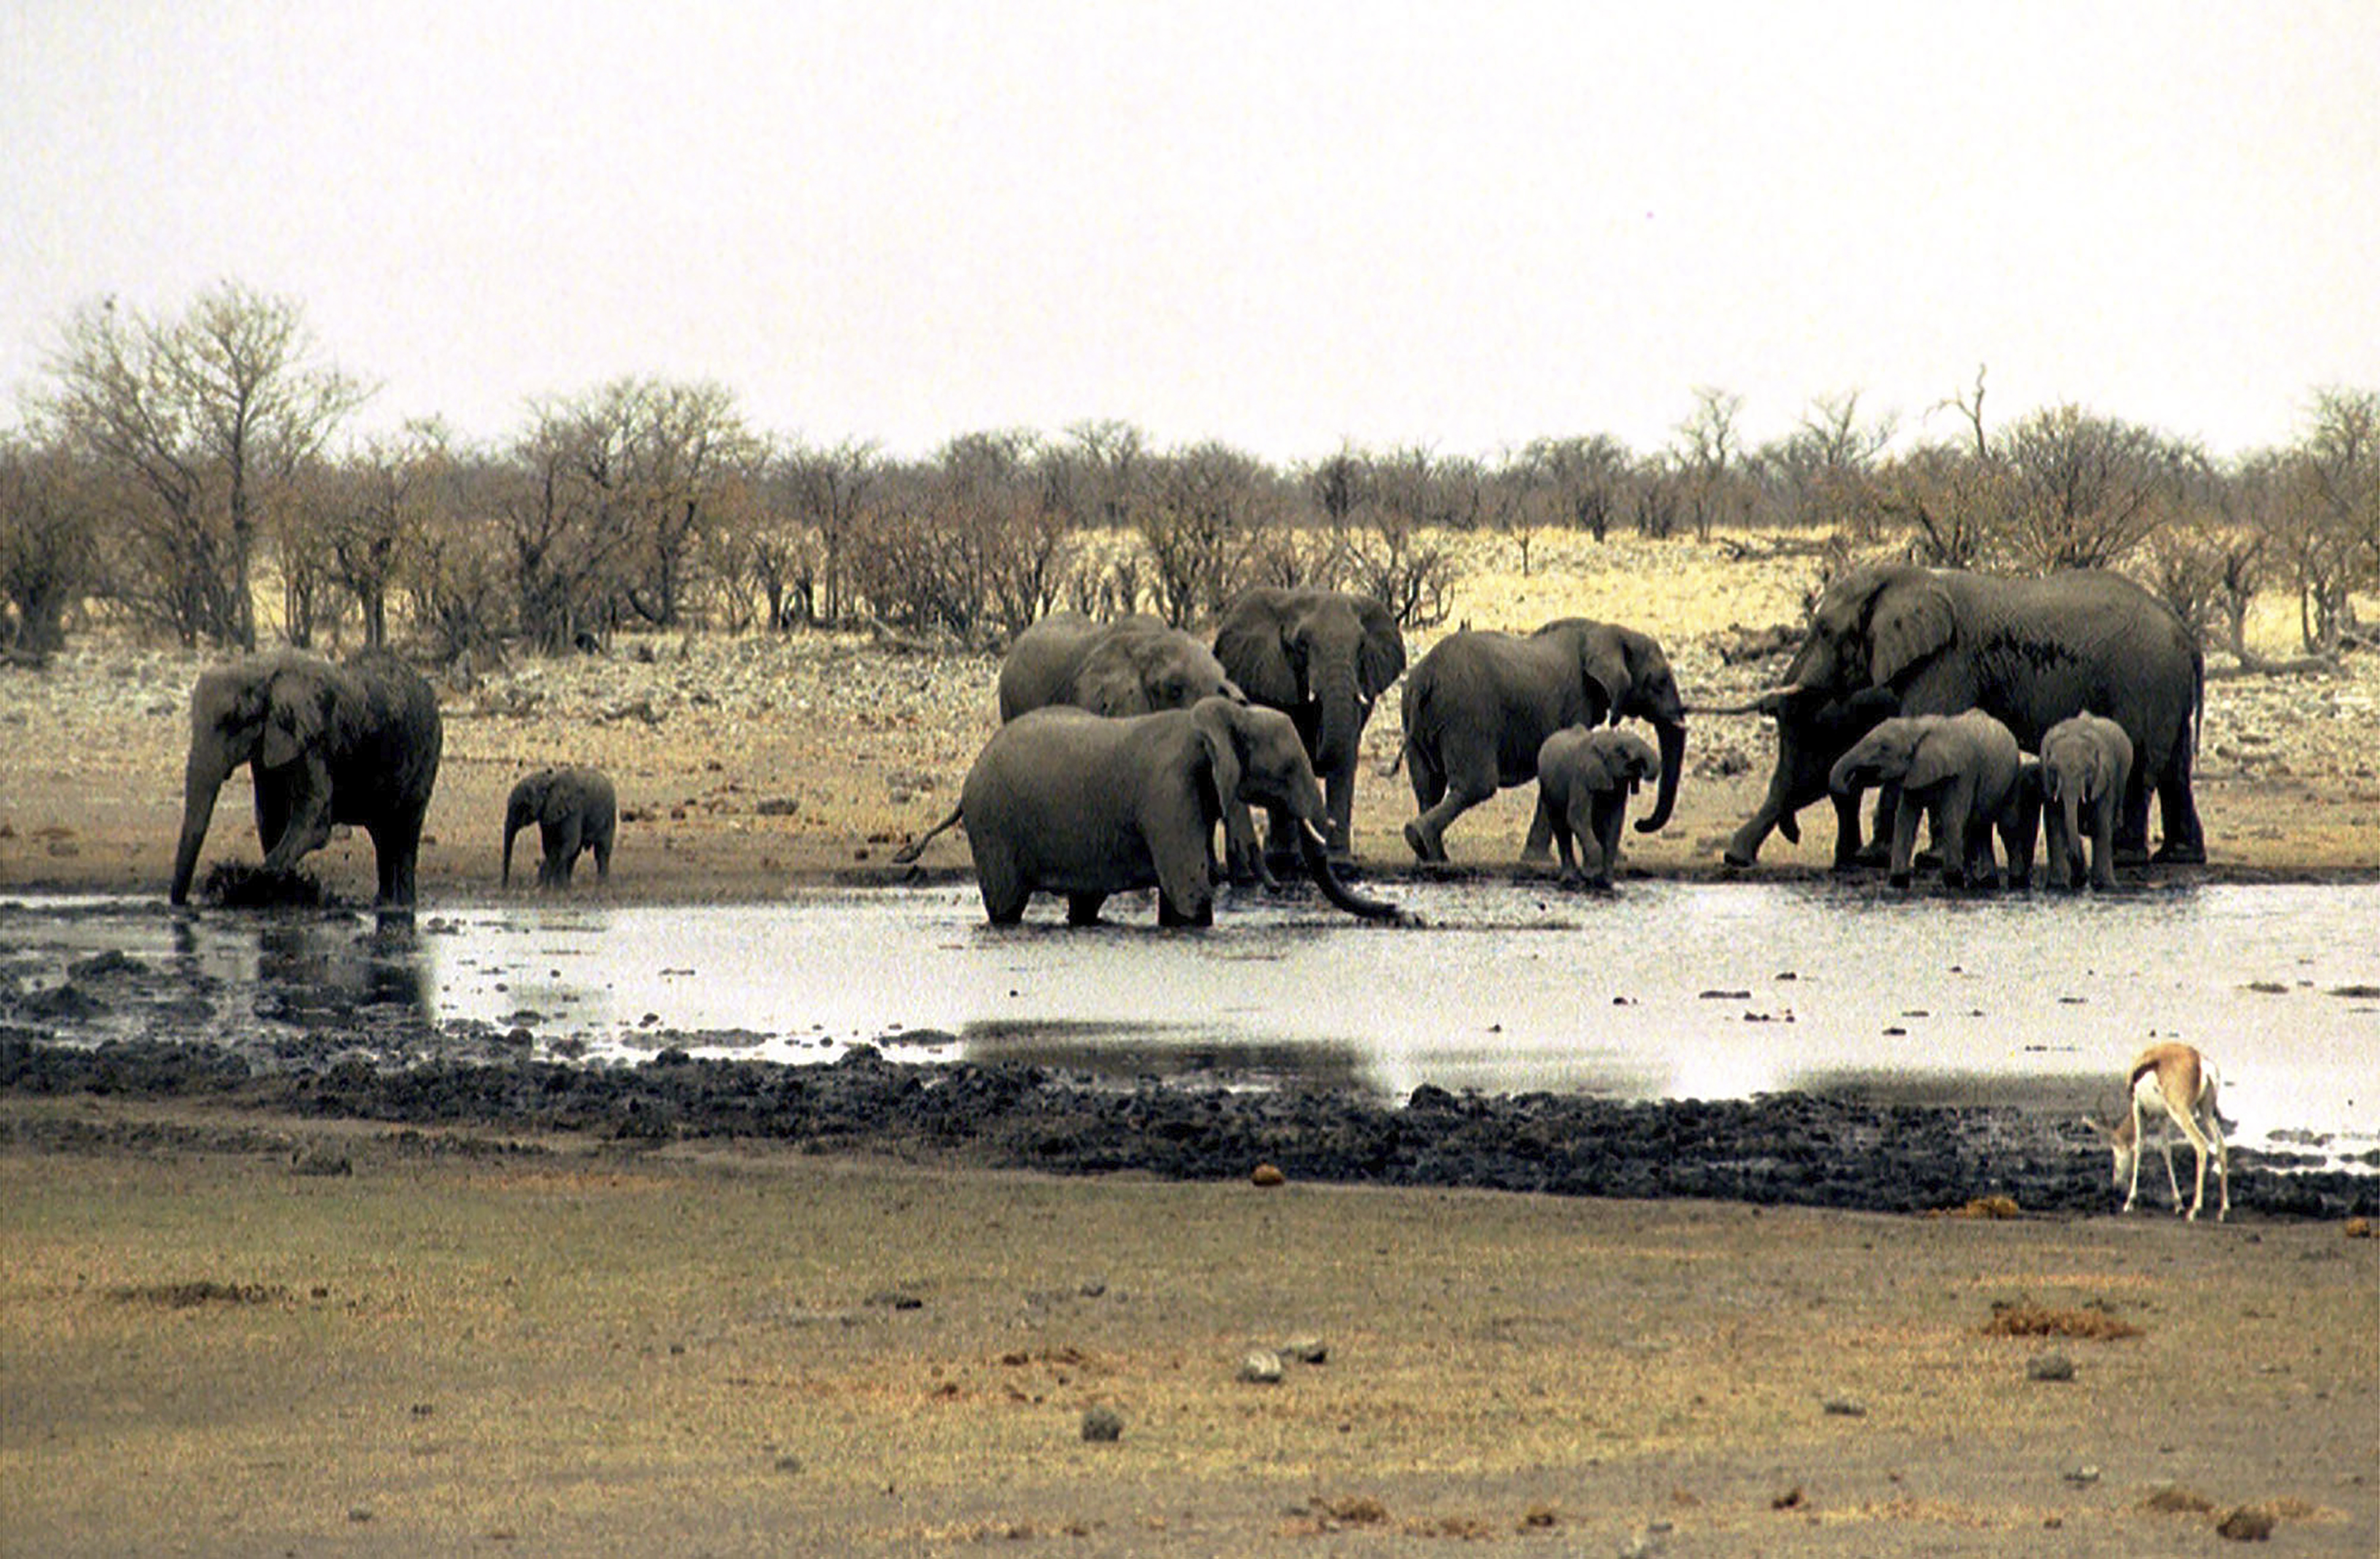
[1776,564,1955,698]
[1190,698,1397,920]
[502,768,559,887]
[1213,588,1406,782]
[1543,619,1686,832]
[171,651,347,904]
[1583,728,1662,797]
[1828,714,1944,797]
[1074,616,1244,716]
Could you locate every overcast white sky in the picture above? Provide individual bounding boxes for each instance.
[4,1,2376,465]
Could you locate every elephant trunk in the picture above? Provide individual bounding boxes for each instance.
[1636,716,1686,833]
[170,747,236,905]
[503,806,526,887]
[1296,823,1400,921]
[2061,785,2084,880]
[1309,641,1362,777]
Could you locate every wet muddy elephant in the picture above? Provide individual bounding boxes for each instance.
[1830,710,2040,890]
[1211,586,1407,861]
[2040,712,2134,890]
[1531,726,1661,888]
[1771,564,2202,864]
[503,765,617,889]
[1716,685,1902,870]
[1395,618,1685,863]
[995,613,1243,721]
[169,648,444,909]
[894,697,1399,927]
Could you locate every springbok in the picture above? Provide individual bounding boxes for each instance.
[2086,1042,2230,1222]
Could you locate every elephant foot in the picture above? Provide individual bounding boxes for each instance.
[1720,850,1753,871]
[2150,840,2207,865]
[1402,820,1435,863]
[1888,872,1912,889]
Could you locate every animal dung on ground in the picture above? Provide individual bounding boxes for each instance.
[1079,1406,1123,1442]
[2025,1352,2077,1382]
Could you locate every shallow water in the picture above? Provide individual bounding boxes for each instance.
[6,881,2376,1165]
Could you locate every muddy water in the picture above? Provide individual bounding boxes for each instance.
[4,882,2376,1165]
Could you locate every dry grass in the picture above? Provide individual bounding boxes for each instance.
[1981,1299,2144,1340]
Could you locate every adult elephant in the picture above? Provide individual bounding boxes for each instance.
[893,698,1398,927]
[1395,618,1685,863]
[1211,586,1406,858]
[169,648,443,909]
[1769,564,2203,863]
[996,612,1243,721]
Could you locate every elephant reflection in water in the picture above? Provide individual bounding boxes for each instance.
[253,918,432,1022]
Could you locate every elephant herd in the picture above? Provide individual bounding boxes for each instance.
[165,564,2208,923]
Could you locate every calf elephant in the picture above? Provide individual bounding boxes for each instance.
[894,698,1399,927]
[1212,586,1407,860]
[1532,726,1661,888]
[1396,618,1686,863]
[1829,711,2040,889]
[503,765,617,889]
[1716,685,1902,869]
[2040,712,2134,889]
[169,648,443,909]
[1770,564,2202,863]
[996,613,1244,721]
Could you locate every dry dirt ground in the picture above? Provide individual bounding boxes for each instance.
[4,1101,2376,1557]
[4,534,2379,1556]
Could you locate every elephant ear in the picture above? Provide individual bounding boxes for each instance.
[1578,629,1633,722]
[1868,578,1955,687]
[1353,596,1408,700]
[259,670,328,769]
[1213,608,1300,709]
[1076,660,1149,717]
[1191,699,1245,807]
[1902,729,1959,792]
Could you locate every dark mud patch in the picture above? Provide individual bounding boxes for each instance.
[199,862,335,909]
[109,1279,290,1308]
[6,1037,2376,1219]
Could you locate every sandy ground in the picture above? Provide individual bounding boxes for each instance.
[4,1100,2376,1557]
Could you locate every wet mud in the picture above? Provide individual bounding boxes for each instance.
[6,1023,2375,1219]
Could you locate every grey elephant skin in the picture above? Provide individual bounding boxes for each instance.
[2040,712,2134,889]
[1830,710,2040,889]
[996,613,1242,721]
[1775,564,2203,864]
[1396,618,1685,863]
[1532,726,1661,888]
[896,698,1397,927]
[503,766,617,889]
[169,648,443,908]
[1211,587,1407,859]
[1717,685,1902,869]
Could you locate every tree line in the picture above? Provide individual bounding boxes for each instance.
[3,283,2374,666]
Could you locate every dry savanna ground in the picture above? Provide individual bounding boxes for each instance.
[4,529,2378,898]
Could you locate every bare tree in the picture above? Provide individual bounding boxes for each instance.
[39,283,366,648]
[1674,386,1746,541]
[1140,440,1283,625]
[0,434,103,657]
[1999,405,2190,572]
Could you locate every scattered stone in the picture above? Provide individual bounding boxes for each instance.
[1250,1163,1286,1187]
[1770,1484,1805,1510]
[1080,1406,1123,1442]
[1698,989,1752,1000]
[1238,1350,1285,1384]
[2141,1485,2216,1514]
[2063,1463,2101,1485]
[1617,1527,1663,1559]
[2027,1352,2075,1382]
[1280,1335,1328,1365]
[1821,1396,1866,1417]
[2216,1505,2275,1541]
[864,1289,924,1311]
[774,1453,803,1473]
[2345,1217,2372,1239]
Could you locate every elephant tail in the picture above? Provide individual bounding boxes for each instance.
[892,802,964,864]
[1376,736,1408,779]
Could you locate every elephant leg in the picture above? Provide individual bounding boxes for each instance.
[593,827,612,881]
[263,782,337,874]
[2090,797,2120,888]
[1887,797,1925,887]
[547,817,583,888]
[1408,745,1497,864]
[1857,787,1900,868]
[1152,826,1216,926]
[1589,794,1624,889]
[1529,791,1562,874]
[253,772,293,860]
[1067,892,1106,925]
[1934,787,1977,888]
[2152,749,2207,864]
[1998,803,2037,890]
[974,847,1031,925]
[2115,766,2154,866]
[1828,791,1866,871]
[371,803,427,909]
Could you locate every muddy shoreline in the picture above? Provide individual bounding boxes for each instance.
[8,1032,2375,1221]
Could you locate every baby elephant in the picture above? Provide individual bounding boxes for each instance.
[2040,712,2134,889]
[1530,726,1662,888]
[503,765,617,889]
[1829,711,2039,889]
